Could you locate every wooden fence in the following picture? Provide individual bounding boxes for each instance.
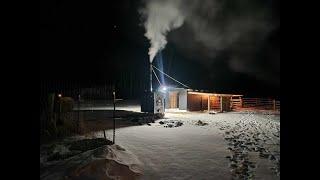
[231,96,242,110]
[231,97,280,111]
[275,100,280,111]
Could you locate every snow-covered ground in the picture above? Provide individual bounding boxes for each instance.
[40,143,144,180]
[74,100,141,112]
[91,110,280,180]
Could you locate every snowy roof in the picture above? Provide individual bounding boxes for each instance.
[187,91,243,97]
[164,87,243,97]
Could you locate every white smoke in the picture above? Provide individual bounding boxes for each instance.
[140,0,278,84]
[140,0,185,62]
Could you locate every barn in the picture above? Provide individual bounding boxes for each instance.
[163,87,243,112]
[141,64,243,114]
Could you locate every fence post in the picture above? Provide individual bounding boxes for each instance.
[113,90,116,144]
[103,130,106,140]
[207,95,210,112]
[220,96,223,112]
[273,99,276,111]
[78,92,80,133]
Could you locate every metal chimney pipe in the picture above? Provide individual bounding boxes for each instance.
[150,63,153,92]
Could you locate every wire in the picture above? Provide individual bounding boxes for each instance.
[152,65,190,88]
[152,68,162,86]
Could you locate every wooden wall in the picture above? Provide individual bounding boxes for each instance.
[186,95,280,112]
[221,96,231,112]
[187,93,248,112]
[187,94,224,112]
[187,94,208,111]
[209,96,221,111]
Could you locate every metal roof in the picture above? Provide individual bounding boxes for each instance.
[163,87,243,97]
[187,91,243,97]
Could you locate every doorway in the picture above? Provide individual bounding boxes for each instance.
[169,91,179,108]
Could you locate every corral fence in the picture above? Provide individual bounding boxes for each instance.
[230,96,242,111]
[231,97,280,111]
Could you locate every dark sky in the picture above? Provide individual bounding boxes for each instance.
[40,0,280,98]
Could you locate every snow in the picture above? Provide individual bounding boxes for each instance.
[92,110,280,179]
[106,144,144,176]
[74,100,141,112]
[41,101,280,179]
[40,143,143,180]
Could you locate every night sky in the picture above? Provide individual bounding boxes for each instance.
[40,0,280,99]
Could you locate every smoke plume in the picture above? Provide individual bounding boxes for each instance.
[140,0,185,62]
[140,0,279,84]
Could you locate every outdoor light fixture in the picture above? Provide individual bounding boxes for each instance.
[158,85,167,93]
[58,94,62,98]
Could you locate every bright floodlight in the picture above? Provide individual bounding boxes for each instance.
[162,86,167,91]
[58,94,62,98]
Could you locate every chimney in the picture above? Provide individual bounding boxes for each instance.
[150,63,153,92]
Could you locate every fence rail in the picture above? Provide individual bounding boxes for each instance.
[231,98,280,111]
[243,98,280,111]
[231,97,242,110]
